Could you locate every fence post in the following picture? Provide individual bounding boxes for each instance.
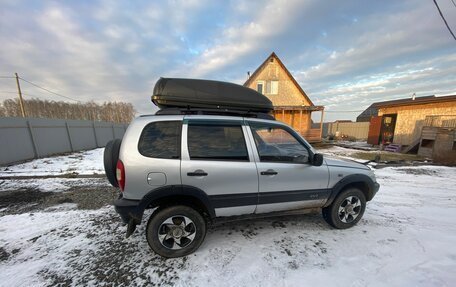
[65,122,74,152]
[26,120,39,158]
[92,121,99,148]
[112,124,116,139]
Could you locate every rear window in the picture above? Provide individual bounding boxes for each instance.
[138,121,182,159]
[187,123,248,161]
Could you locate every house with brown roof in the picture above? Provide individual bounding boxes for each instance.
[244,52,324,142]
[365,95,456,149]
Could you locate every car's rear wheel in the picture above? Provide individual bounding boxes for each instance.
[146,205,207,258]
[322,187,366,229]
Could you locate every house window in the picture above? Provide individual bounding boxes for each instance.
[265,80,278,94]
[257,81,264,94]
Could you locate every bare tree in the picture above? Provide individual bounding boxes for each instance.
[0,98,136,123]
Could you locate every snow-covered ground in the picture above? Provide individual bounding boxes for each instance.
[1,146,456,286]
[0,148,109,192]
[0,148,104,177]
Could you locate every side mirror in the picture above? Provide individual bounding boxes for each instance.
[312,153,324,166]
[293,155,309,164]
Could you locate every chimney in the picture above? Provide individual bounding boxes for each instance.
[412,93,416,100]
[247,71,250,80]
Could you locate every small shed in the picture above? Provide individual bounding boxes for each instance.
[418,115,456,164]
[365,95,456,146]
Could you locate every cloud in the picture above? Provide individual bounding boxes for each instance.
[0,0,454,119]
[178,0,309,78]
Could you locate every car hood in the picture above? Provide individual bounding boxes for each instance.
[324,155,370,170]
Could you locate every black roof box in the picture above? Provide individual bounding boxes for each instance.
[152,78,273,113]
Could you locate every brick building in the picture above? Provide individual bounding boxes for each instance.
[244,52,324,142]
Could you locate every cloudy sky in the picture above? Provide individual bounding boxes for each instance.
[0,0,455,121]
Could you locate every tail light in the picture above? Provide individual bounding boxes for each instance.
[116,160,125,191]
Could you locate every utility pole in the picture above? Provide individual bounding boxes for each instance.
[15,73,27,117]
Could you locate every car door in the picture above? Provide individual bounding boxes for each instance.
[180,117,259,217]
[246,120,330,214]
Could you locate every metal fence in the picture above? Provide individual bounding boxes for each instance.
[327,122,370,140]
[0,117,128,166]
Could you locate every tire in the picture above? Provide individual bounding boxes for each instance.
[322,187,366,229]
[103,139,122,187]
[146,205,207,258]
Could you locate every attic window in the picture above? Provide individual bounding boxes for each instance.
[270,58,274,62]
[257,81,264,94]
[266,80,278,94]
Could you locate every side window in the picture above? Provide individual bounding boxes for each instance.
[250,123,309,163]
[187,123,249,161]
[138,121,181,159]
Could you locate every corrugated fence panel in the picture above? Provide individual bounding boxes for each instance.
[0,118,36,164]
[29,118,72,156]
[94,122,116,147]
[67,120,97,151]
[113,126,126,139]
[327,122,370,140]
[0,117,128,166]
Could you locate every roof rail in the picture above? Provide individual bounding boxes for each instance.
[155,108,275,120]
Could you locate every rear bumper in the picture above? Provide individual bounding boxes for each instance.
[113,197,143,225]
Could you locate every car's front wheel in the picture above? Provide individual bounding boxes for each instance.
[146,205,207,258]
[322,187,366,229]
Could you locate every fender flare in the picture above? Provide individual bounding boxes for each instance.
[323,174,377,207]
[138,185,216,219]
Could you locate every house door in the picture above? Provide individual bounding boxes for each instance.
[380,114,397,144]
[368,116,382,145]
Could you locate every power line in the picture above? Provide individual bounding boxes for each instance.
[0,76,15,79]
[18,77,80,102]
[451,0,456,8]
[433,0,456,41]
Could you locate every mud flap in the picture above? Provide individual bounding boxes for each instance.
[126,219,137,238]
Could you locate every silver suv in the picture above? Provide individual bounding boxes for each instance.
[104,114,379,258]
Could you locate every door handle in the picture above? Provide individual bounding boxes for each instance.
[187,170,208,177]
[260,169,278,176]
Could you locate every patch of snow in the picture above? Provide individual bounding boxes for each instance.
[336,140,377,149]
[317,145,379,158]
[0,148,105,177]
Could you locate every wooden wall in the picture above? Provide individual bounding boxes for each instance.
[273,110,311,134]
[245,58,312,107]
[418,126,456,164]
[378,102,456,145]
